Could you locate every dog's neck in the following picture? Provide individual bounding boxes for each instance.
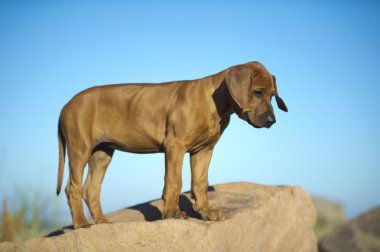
[211,79,234,121]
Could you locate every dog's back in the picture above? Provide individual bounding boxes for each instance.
[60,82,181,153]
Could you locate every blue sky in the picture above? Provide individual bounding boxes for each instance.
[0,1,379,222]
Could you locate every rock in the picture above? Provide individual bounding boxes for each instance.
[0,182,317,252]
[319,206,380,252]
[312,197,345,240]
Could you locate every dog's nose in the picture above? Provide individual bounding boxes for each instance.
[266,115,276,127]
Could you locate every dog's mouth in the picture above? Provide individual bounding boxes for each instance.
[241,112,274,129]
[241,112,261,128]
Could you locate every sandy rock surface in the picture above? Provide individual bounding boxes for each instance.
[0,182,317,252]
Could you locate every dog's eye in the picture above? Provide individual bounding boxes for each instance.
[252,90,263,98]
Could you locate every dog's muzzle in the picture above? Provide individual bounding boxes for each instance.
[242,112,276,128]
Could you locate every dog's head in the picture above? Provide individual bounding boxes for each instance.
[225,62,288,128]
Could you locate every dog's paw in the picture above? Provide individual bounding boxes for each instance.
[197,208,225,221]
[162,209,188,220]
[96,218,111,224]
[76,222,92,229]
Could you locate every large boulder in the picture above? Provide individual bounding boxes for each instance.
[0,182,317,252]
[319,206,380,252]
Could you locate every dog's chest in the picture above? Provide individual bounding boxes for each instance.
[192,116,223,147]
[207,115,221,137]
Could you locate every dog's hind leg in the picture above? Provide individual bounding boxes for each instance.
[65,148,91,229]
[83,144,114,224]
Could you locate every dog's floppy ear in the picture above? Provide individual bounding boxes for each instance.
[272,75,288,112]
[224,66,253,112]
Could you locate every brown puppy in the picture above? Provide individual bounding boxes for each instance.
[56,61,288,229]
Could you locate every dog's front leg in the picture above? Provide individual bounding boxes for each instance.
[190,148,225,221]
[162,143,188,219]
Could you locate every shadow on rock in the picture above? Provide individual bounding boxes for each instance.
[130,195,201,221]
[46,225,73,237]
[129,202,162,221]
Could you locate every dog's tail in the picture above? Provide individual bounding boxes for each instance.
[56,119,66,195]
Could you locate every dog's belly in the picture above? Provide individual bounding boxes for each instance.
[95,127,165,154]
[92,107,167,153]
[107,142,162,154]
[105,135,164,153]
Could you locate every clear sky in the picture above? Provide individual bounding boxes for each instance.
[0,1,379,222]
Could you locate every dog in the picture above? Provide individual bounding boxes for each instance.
[56,61,288,229]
